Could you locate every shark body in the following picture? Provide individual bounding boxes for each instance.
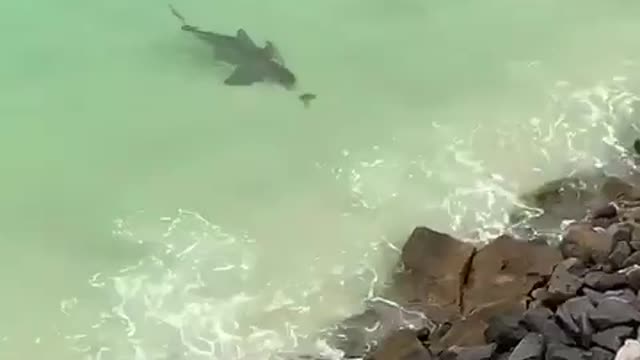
[170,5,296,89]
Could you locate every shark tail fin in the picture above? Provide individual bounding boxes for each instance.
[168,4,188,26]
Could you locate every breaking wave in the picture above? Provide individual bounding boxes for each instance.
[59,77,640,360]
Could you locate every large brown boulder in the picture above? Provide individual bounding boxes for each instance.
[396,226,476,322]
[462,235,562,317]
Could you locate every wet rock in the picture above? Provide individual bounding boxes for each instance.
[601,177,635,201]
[626,268,640,291]
[521,307,554,333]
[547,262,584,303]
[366,329,431,360]
[508,333,545,360]
[462,235,561,317]
[545,343,586,360]
[593,204,618,219]
[556,296,595,342]
[610,242,632,270]
[514,175,602,232]
[442,344,497,360]
[614,339,640,360]
[592,326,634,353]
[484,312,528,351]
[436,317,489,348]
[589,298,640,330]
[607,224,632,244]
[584,272,628,291]
[589,347,614,360]
[561,224,613,264]
[623,252,640,268]
[397,226,476,321]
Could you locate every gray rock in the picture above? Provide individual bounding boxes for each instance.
[603,289,637,304]
[548,263,584,303]
[585,272,628,291]
[509,333,545,360]
[556,296,595,338]
[584,288,607,305]
[627,268,640,291]
[485,313,528,351]
[630,241,640,252]
[521,307,554,333]
[610,242,632,270]
[589,297,640,330]
[541,319,577,346]
[589,346,614,360]
[592,326,633,352]
[623,252,640,268]
[545,343,586,360]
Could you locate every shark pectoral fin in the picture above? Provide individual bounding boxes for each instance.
[224,66,263,86]
[235,29,257,48]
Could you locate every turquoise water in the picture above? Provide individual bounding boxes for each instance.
[1,0,640,358]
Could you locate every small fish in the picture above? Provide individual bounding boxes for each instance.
[298,93,316,108]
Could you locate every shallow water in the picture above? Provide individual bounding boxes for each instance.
[1,0,640,358]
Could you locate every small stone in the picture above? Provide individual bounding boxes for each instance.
[485,313,528,351]
[589,347,614,360]
[614,339,640,360]
[585,272,628,291]
[545,343,586,360]
[521,307,554,333]
[623,252,640,268]
[592,326,634,352]
[548,263,584,303]
[556,296,596,337]
[627,268,640,291]
[610,242,633,270]
[630,242,640,252]
[509,333,544,360]
[589,298,640,330]
[446,344,497,360]
[593,204,618,219]
[607,224,632,244]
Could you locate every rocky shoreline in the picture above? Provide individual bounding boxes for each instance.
[324,173,640,360]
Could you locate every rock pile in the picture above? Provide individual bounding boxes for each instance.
[362,176,640,360]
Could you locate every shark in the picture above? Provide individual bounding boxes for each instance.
[169,5,297,89]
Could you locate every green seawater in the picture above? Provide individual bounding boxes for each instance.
[1,0,640,358]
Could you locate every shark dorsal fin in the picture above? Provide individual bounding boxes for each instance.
[235,29,257,49]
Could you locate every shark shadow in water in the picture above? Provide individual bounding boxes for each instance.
[169,5,297,89]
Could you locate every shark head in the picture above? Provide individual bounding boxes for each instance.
[266,61,296,89]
